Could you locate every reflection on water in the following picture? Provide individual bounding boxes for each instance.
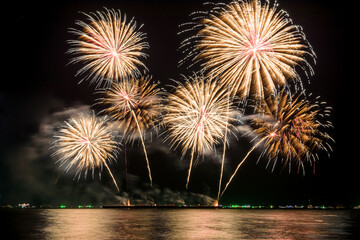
[3,209,359,239]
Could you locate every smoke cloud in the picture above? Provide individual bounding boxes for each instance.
[1,103,217,206]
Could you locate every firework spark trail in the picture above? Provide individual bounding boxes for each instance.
[180,0,315,100]
[98,75,162,186]
[68,8,149,88]
[104,163,120,192]
[217,94,230,201]
[186,148,196,189]
[52,113,120,191]
[163,74,237,189]
[219,90,333,199]
[131,110,153,185]
[219,137,266,199]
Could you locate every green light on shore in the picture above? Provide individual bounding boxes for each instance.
[60,205,66,208]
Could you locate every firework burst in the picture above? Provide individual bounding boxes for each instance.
[68,8,149,87]
[52,113,120,191]
[180,0,315,99]
[219,90,333,198]
[98,75,163,186]
[163,74,237,188]
[251,90,333,171]
[98,75,163,142]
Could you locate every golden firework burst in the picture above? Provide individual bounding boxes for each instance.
[98,75,162,142]
[68,8,149,87]
[251,90,333,172]
[219,90,333,199]
[163,74,237,188]
[98,75,163,186]
[52,113,120,191]
[180,0,315,99]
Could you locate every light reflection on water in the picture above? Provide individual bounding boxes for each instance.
[3,209,359,239]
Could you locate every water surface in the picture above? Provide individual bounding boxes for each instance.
[2,209,359,239]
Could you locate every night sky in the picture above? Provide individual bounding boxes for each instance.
[1,0,357,207]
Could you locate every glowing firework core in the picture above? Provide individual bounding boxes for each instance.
[119,91,131,101]
[111,49,119,57]
[197,106,208,135]
[269,132,277,138]
[80,136,91,145]
[247,34,272,56]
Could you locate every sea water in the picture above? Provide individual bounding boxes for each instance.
[2,209,359,239]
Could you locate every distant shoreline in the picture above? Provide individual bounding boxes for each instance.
[2,204,359,210]
[100,205,358,210]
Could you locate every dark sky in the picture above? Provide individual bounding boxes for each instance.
[1,0,357,207]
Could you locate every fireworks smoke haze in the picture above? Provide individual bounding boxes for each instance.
[3,0,351,211]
